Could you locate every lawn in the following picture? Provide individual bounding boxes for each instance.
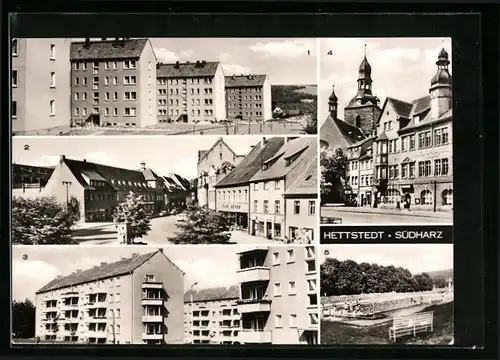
[321,301,454,345]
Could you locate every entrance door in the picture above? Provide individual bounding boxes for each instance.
[266,222,272,238]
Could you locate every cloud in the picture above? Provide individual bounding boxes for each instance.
[222,63,252,75]
[156,155,198,180]
[13,259,60,301]
[180,50,195,58]
[219,52,232,62]
[177,258,237,289]
[249,39,315,59]
[154,48,179,63]
[30,155,60,167]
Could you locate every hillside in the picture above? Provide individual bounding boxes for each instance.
[271,85,317,115]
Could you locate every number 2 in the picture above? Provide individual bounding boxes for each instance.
[24,144,30,150]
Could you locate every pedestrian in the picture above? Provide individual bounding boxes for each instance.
[407,198,411,211]
[396,200,401,210]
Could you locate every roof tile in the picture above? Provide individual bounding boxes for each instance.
[70,39,148,61]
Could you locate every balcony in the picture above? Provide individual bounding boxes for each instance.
[89,316,108,323]
[237,299,272,313]
[141,298,164,306]
[61,303,80,310]
[239,330,272,343]
[142,333,164,341]
[237,266,270,283]
[87,331,107,338]
[142,315,163,323]
[142,282,163,290]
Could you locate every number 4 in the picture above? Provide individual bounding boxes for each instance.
[327,50,333,55]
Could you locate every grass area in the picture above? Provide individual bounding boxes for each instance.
[321,301,454,345]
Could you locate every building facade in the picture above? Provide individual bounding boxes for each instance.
[225,75,272,122]
[156,61,226,123]
[11,38,72,133]
[70,38,157,128]
[248,137,317,241]
[237,246,319,344]
[184,286,240,344]
[197,138,244,208]
[215,137,285,232]
[12,164,55,198]
[35,250,184,344]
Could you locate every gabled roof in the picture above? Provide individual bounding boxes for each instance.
[225,75,267,87]
[285,156,318,195]
[320,116,365,149]
[157,61,220,78]
[250,137,316,183]
[184,285,239,303]
[197,138,237,164]
[141,168,161,181]
[37,251,161,294]
[12,164,55,177]
[385,97,413,119]
[410,95,431,116]
[70,39,148,61]
[216,137,285,187]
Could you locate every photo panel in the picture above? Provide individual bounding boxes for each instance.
[319,38,453,227]
[319,243,454,345]
[12,245,319,345]
[11,37,318,136]
[12,136,318,246]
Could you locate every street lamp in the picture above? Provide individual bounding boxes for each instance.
[62,181,72,205]
[190,281,198,344]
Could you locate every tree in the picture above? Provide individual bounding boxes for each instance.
[113,191,152,242]
[320,147,348,203]
[12,299,36,338]
[169,205,232,244]
[301,117,317,134]
[12,196,79,245]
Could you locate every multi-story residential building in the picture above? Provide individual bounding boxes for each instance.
[11,38,71,133]
[156,61,226,123]
[70,38,157,128]
[40,155,157,222]
[161,173,190,212]
[322,48,453,211]
[215,137,285,233]
[140,162,167,213]
[248,137,317,241]
[184,286,240,344]
[237,246,319,344]
[12,163,55,198]
[225,74,272,122]
[283,156,318,243]
[205,163,236,210]
[35,249,184,344]
[197,138,245,208]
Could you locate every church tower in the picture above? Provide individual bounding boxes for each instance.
[429,48,452,120]
[344,46,381,136]
[328,85,338,119]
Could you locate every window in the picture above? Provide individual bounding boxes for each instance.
[307,279,316,292]
[434,127,449,145]
[409,135,416,150]
[263,181,269,190]
[275,314,283,327]
[82,108,87,116]
[50,44,56,59]
[253,200,258,212]
[420,190,433,205]
[124,92,137,100]
[145,274,155,282]
[289,314,297,327]
[442,189,453,206]
[82,62,87,70]
[263,200,269,214]
[74,108,79,116]
[82,77,87,85]
[104,77,110,85]
[294,200,300,215]
[75,77,80,85]
[418,160,431,177]
[113,77,118,85]
[274,200,280,214]
[12,39,18,55]
[253,183,258,191]
[49,100,55,115]
[288,281,296,295]
[115,293,121,302]
[113,61,117,69]
[308,201,315,215]
[273,283,281,296]
[50,72,56,87]
[12,70,17,87]
[287,249,295,263]
[124,76,137,85]
[274,180,280,189]
[12,101,17,118]
[124,60,136,69]
[113,92,118,101]
[272,252,280,265]
[113,108,118,116]
[104,108,109,116]
[418,131,432,148]
[435,158,449,176]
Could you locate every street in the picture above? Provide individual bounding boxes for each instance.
[71,215,275,245]
[320,207,453,225]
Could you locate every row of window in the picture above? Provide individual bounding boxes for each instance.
[228,103,263,108]
[157,109,214,117]
[11,70,57,88]
[228,111,264,116]
[74,91,138,102]
[84,192,155,202]
[74,60,137,71]
[11,39,56,59]
[349,159,373,171]
[385,189,453,206]
[384,158,450,179]
[158,77,214,85]
[74,106,137,117]
[227,87,262,93]
[375,127,449,154]
[74,75,137,86]
[347,175,373,187]
[159,87,214,95]
[228,95,263,100]
[158,98,214,106]
[253,200,316,216]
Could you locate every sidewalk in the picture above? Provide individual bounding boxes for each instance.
[72,221,115,231]
[321,205,453,219]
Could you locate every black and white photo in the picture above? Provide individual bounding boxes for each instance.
[12,136,318,245]
[11,37,317,136]
[319,38,453,225]
[320,244,454,345]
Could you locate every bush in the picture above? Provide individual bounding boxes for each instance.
[113,191,152,241]
[12,196,80,245]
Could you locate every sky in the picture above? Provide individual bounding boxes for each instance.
[320,244,453,274]
[74,37,317,85]
[12,136,263,180]
[318,37,452,123]
[12,245,251,302]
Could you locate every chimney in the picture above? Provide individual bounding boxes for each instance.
[158,248,163,253]
[186,61,190,64]
[60,155,66,163]
[83,159,87,162]
[175,60,180,68]
[140,162,146,171]
[232,75,236,80]
[201,60,206,66]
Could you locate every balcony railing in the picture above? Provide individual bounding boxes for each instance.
[239,329,272,343]
[141,298,164,306]
[236,266,270,283]
[142,282,163,290]
[142,315,163,323]
[142,333,163,341]
[237,298,272,313]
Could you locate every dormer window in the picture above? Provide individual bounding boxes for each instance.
[414,115,420,124]
[261,164,268,171]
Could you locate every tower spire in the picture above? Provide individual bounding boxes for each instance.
[364,43,367,57]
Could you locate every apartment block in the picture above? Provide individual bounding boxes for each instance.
[156,61,226,123]
[184,286,241,344]
[35,250,184,344]
[197,138,245,208]
[11,38,71,133]
[215,137,285,232]
[70,38,157,128]
[225,74,272,122]
[237,246,319,344]
[248,137,318,241]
